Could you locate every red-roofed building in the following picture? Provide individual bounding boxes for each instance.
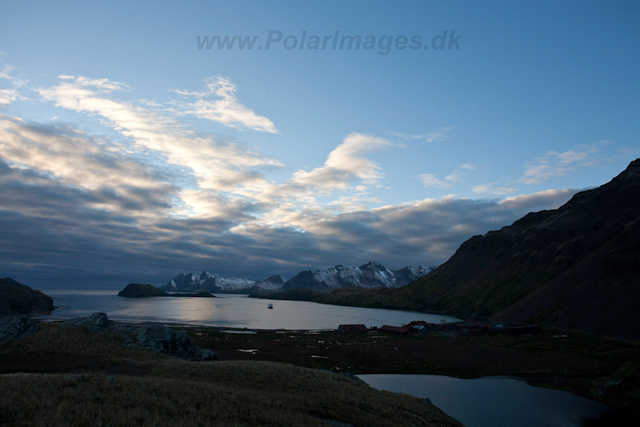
[379,325,411,335]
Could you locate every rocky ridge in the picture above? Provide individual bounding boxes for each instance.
[61,312,217,361]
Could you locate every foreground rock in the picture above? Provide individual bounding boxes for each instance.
[62,312,109,331]
[0,316,39,342]
[0,278,55,315]
[62,312,217,361]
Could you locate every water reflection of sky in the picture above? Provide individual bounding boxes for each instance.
[39,289,461,330]
[358,374,615,427]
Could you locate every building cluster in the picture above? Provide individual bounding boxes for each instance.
[337,319,540,336]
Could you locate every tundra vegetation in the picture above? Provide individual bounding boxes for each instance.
[0,322,462,427]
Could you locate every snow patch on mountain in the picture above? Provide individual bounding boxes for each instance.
[283,261,436,292]
[160,262,436,294]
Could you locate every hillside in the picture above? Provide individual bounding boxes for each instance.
[0,278,55,315]
[390,159,640,340]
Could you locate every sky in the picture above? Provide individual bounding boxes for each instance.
[0,0,638,289]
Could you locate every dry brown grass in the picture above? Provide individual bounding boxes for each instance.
[0,323,462,427]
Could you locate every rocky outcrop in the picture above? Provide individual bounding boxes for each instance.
[0,278,55,315]
[62,312,217,361]
[0,315,39,342]
[114,323,218,361]
[62,312,109,331]
[118,283,169,297]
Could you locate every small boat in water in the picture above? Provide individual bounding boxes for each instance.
[268,303,273,309]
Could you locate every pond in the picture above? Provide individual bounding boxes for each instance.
[358,374,620,427]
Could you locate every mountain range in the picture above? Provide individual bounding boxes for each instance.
[282,261,434,291]
[159,262,434,294]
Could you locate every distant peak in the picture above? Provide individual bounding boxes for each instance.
[362,260,383,267]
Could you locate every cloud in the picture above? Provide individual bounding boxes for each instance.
[425,127,452,143]
[0,65,27,105]
[0,66,12,80]
[391,127,452,143]
[0,89,20,105]
[0,114,175,214]
[291,132,393,191]
[499,188,578,212]
[472,184,517,196]
[35,76,283,218]
[0,73,591,289]
[418,164,473,188]
[172,76,278,133]
[0,115,580,289]
[520,144,612,185]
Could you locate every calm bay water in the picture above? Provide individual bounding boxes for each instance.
[39,289,461,330]
[358,374,616,427]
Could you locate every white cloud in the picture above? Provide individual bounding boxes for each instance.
[172,76,278,133]
[0,114,173,215]
[36,76,290,221]
[0,65,13,80]
[36,76,282,219]
[0,89,20,105]
[419,173,450,188]
[0,64,27,104]
[520,144,611,185]
[472,184,517,196]
[291,132,393,191]
[419,164,472,188]
[391,127,452,143]
[425,127,452,143]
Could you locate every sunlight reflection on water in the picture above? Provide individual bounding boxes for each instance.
[40,289,461,330]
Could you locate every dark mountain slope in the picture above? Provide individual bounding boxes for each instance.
[393,159,640,340]
[0,278,55,315]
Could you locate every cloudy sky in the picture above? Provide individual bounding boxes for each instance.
[0,1,638,289]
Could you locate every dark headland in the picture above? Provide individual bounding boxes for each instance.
[0,277,55,315]
[117,282,215,298]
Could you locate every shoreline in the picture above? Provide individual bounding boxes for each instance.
[4,313,640,423]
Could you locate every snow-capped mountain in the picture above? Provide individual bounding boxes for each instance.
[282,261,435,292]
[160,262,435,294]
[251,275,285,291]
[160,271,257,293]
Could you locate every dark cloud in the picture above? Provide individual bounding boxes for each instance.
[0,153,579,289]
[0,114,581,289]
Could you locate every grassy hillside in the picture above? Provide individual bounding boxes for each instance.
[0,322,461,427]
